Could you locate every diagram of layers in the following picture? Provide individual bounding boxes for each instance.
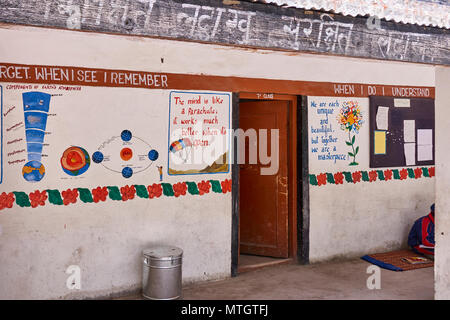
[22,92,51,182]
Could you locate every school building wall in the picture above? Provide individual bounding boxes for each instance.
[0,24,436,299]
[435,66,450,300]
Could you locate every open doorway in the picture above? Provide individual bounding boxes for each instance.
[236,93,299,273]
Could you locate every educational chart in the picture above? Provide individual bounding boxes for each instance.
[22,91,51,182]
[369,96,435,168]
[0,84,233,207]
[168,91,231,175]
[308,96,369,172]
[91,129,159,179]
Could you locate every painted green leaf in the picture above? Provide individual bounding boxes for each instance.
[348,152,354,157]
[47,189,63,205]
[393,169,401,180]
[134,185,149,199]
[362,171,370,181]
[343,172,353,183]
[326,173,335,184]
[78,188,94,203]
[309,175,318,186]
[210,180,222,193]
[352,135,356,144]
[345,141,352,146]
[107,186,122,201]
[355,146,359,155]
[13,191,31,207]
[186,182,200,195]
[377,170,385,181]
[161,183,174,196]
[407,168,415,178]
[422,167,430,177]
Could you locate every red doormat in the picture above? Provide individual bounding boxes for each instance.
[361,249,434,271]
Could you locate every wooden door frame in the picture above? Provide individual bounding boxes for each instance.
[231,92,305,276]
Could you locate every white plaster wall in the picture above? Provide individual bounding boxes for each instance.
[0,24,437,299]
[309,178,434,262]
[435,66,450,300]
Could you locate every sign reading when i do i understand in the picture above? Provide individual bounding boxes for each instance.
[0,0,448,65]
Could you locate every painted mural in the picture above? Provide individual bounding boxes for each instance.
[0,83,232,211]
[168,91,231,175]
[308,96,435,187]
[308,96,369,172]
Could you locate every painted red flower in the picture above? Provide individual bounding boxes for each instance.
[384,169,393,181]
[369,170,378,182]
[147,183,163,199]
[173,182,187,197]
[29,190,47,208]
[120,185,136,201]
[414,167,422,179]
[399,168,408,180]
[221,179,232,193]
[92,187,108,203]
[62,188,78,205]
[0,192,15,211]
[317,173,327,186]
[334,172,344,185]
[352,171,362,184]
[429,167,435,178]
[198,180,211,195]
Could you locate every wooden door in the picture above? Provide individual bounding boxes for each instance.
[239,100,289,258]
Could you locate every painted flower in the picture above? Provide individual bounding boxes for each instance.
[414,167,423,179]
[0,192,15,211]
[334,172,344,185]
[337,101,363,133]
[29,190,47,208]
[352,171,362,183]
[369,170,378,182]
[198,180,211,195]
[62,188,78,205]
[337,101,363,166]
[317,173,327,186]
[399,168,408,180]
[147,183,163,199]
[221,179,232,193]
[92,187,108,203]
[120,185,136,201]
[429,167,435,178]
[384,169,393,181]
[173,182,187,197]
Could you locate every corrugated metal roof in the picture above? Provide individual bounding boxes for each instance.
[247,0,450,28]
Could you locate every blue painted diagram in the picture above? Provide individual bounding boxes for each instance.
[21,92,51,182]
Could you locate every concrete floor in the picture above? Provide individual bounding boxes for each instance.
[181,258,434,300]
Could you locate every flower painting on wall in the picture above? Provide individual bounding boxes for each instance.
[337,101,363,166]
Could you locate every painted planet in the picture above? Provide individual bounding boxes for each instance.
[120,147,133,161]
[121,130,132,142]
[122,166,133,178]
[61,146,91,176]
[92,151,104,164]
[148,149,159,161]
[22,161,45,182]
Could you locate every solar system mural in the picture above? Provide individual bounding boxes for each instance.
[92,129,159,179]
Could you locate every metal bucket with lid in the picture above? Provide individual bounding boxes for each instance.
[142,246,183,300]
